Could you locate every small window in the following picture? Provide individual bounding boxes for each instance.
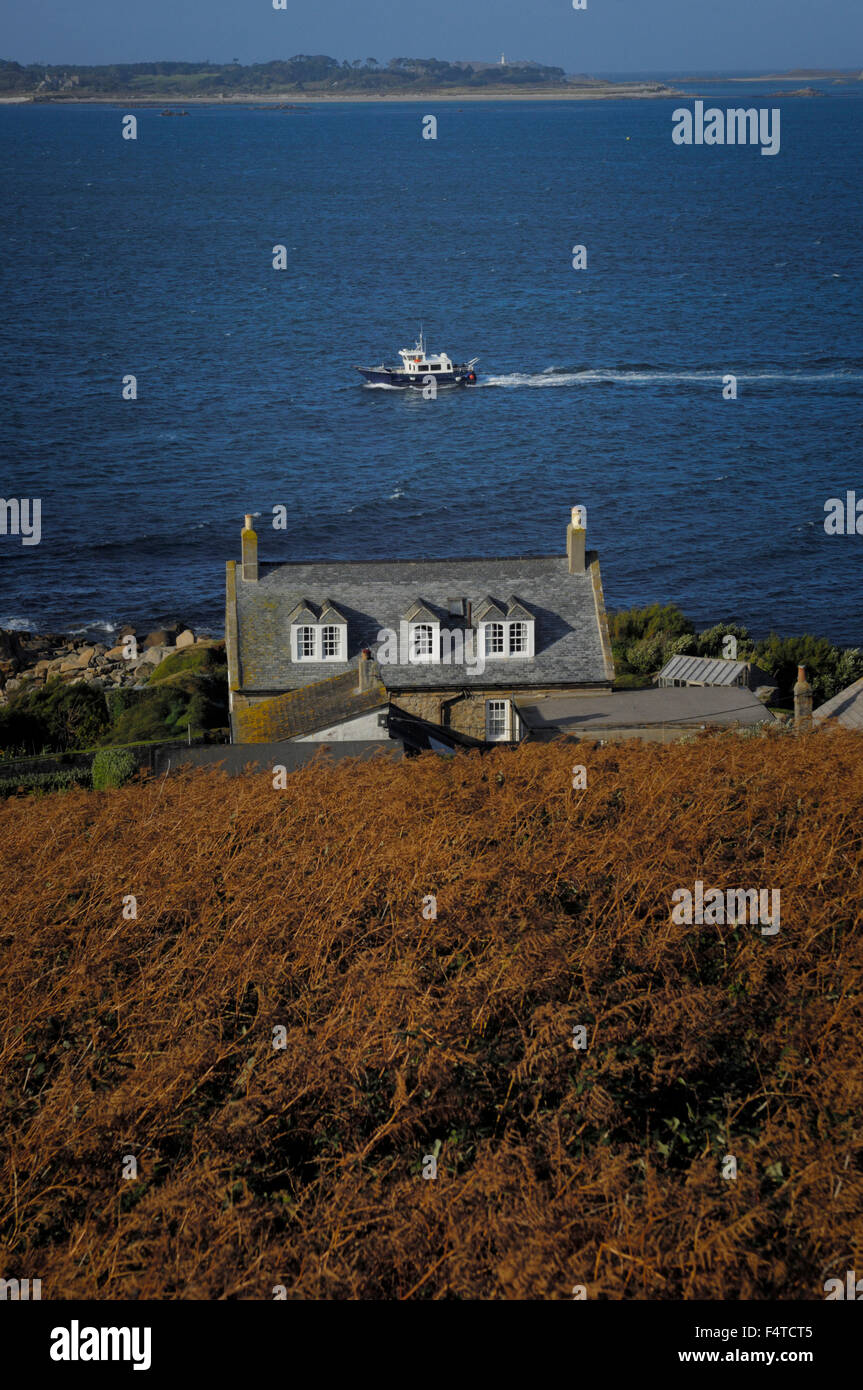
[486,622,505,655]
[412,623,434,659]
[321,625,340,659]
[430,363,442,371]
[509,621,528,655]
[486,699,509,742]
[297,625,316,660]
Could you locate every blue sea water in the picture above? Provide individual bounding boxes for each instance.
[1,89,861,642]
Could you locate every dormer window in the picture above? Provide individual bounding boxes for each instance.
[403,600,440,664]
[412,623,434,659]
[288,597,348,663]
[475,596,535,660]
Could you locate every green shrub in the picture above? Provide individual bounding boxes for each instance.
[0,768,89,797]
[91,747,139,790]
[104,669,228,745]
[675,622,754,661]
[106,687,142,722]
[752,635,863,705]
[0,678,108,756]
[148,644,222,684]
[609,605,695,677]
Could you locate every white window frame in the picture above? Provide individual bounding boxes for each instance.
[321,624,344,661]
[297,625,317,660]
[409,621,438,663]
[482,619,534,660]
[485,699,511,742]
[485,621,505,656]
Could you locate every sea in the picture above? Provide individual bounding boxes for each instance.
[1,79,861,643]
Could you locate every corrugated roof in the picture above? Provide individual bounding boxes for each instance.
[813,676,863,731]
[658,655,748,686]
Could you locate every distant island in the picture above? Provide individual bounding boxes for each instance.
[0,54,680,102]
[766,87,823,97]
[727,67,861,83]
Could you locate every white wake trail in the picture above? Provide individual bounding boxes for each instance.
[480,369,863,388]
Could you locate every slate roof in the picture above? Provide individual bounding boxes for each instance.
[233,552,613,693]
[658,655,750,686]
[474,596,507,623]
[516,686,775,735]
[232,669,388,742]
[813,676,863,731]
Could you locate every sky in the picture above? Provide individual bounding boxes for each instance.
[3,0,862,73]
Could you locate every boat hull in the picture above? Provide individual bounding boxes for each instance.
[356,366,477,389]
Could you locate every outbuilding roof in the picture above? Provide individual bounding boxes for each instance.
[232,669,388,743]
[813,676,863,732]
[658,655,749,686]
[516,686,775,735]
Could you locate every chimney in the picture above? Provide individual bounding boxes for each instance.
[793,664,813,732]
[241,513,258,583]
[358,647,375,692]
[567,505,587,574]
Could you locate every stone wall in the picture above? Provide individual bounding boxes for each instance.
[392,685,612,742]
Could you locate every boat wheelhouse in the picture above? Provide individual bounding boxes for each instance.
[355,331,479,389]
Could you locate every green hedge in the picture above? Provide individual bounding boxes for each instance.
[0,768,89,797]
[91,747,138,790]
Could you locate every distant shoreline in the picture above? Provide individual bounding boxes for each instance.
[0,84,684,106]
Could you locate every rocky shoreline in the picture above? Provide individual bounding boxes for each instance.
[0,623,219,706]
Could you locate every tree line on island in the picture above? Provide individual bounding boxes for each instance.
[0,55,572,97]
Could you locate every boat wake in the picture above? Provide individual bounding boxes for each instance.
[481,368,863,388]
